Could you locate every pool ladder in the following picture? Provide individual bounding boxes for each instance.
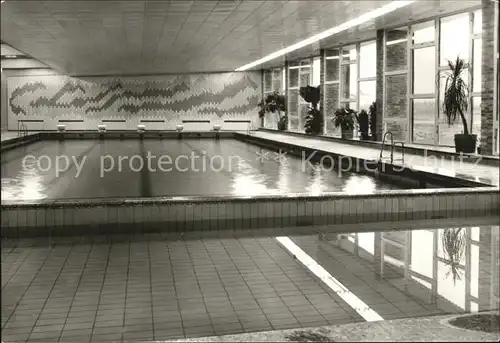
[17,122,28,137]
[247,122,255,135]
[379,131,405,164]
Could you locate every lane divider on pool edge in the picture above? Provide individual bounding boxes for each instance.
[275,236,384,322]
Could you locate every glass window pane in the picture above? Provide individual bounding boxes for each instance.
[264,70,272,91]
[472,97,482,142]
[440,13,470,66]
[300,59,311,67]
[386,27,408,71]
[412,21,435,44]
[473,10,482,34]
[347,102,357,111]
[359,41,376,78]
[289,67,299,88]
[438,69,469,146]
[312,57,321,86]
[412,98,436,144]
[300,68,310,87]
[413,47,436,94]
[282,67,286,91]
[473,38,482,92]
[272,68,281,91]
[359,81,376,112]
[341,64,357,100]
[325,49,340,81]
[341,45,357,63]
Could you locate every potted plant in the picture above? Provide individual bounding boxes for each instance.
[333,107,357,139]
[258,91,286,130]
[300,86,323,135]
[439,56,476,153]
[278,115,288,131]
[369,101,377,141]
[357,110,370,140]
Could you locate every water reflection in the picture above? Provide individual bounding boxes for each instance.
[319,225,499,315]
[230,148,386,197]
[1,159,47,201]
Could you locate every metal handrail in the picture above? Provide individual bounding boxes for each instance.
[379,131,405,164]
[17,121,28,137]
[379,131,394,163]
[247,122,254,135]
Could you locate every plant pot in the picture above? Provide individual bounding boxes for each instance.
[360,133,370,140]
[454,134,477,153]
[341,128,353,139]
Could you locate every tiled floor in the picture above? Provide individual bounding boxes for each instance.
[2,225,498,342]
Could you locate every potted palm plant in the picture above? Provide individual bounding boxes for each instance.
[439,56,476,153]
[357,110,370,140]
[369,101,377,141]
[300,86,323,135]
[333,107,357,139]
[258,91,286,130]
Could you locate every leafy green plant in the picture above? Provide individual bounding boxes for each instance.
[258,91,286,118]
[438,56,470,134]
[357,109,370,140]
[333,107,357,131]
[278,115,288,131]
[300,86,323,135]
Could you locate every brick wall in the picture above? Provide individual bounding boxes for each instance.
[375,29,384,142]
[480,0,496,154]
[383,28,409,142]
[320,49,325,134]
[385,29,408,72]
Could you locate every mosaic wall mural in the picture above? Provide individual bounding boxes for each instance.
[7,72,261,130]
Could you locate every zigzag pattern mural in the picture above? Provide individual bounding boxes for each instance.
[7,72,261,130]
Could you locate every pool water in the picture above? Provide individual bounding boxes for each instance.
[1,223,498,342]
[1,139,402,201]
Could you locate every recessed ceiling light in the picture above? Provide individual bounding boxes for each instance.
[5,55,18,58]
[235,0,416,71]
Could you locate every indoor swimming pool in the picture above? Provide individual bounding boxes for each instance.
[1,138,403,201]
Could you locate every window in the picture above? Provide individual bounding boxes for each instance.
[341,64,357,100]
[412,99,436,144]
[412,21,435,45]
[440,13,469,65]
[473,38,482,92]
[341,45,356,63]
[324,39,376,137]
[325,49,340,82]
[386,27,408,72]
[312,57,321,87]
[413,47,436,94]
[359,41,376,78]
[359,81,376,112]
